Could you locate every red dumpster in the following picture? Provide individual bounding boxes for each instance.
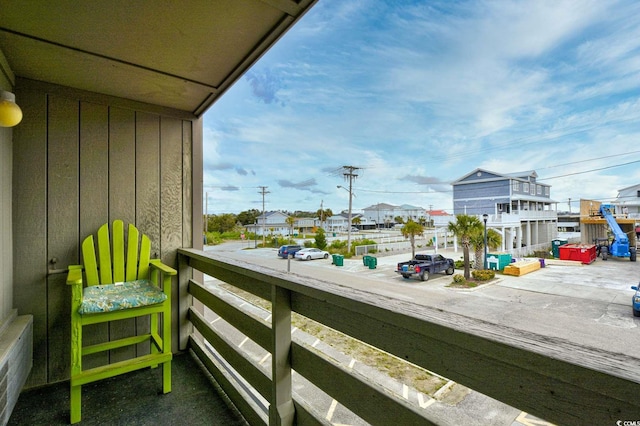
[558,244,596,264]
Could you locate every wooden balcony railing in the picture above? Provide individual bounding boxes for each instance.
[177,248,640,425]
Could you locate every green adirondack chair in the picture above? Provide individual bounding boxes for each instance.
[66,220,176,424]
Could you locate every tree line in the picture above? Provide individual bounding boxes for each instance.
[205,208,335,233]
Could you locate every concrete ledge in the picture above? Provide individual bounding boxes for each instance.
[0,310,33,425]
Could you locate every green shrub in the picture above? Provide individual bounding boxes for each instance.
[454,260,465,269]
[330,240,346,250]
[205,231,223,245]
[452,274,466,283]
[471,269,495,281]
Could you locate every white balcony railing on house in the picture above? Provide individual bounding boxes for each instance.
[489,211,558,225]
[177,248,640,425]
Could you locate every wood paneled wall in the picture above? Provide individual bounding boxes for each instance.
[13,79,197,387]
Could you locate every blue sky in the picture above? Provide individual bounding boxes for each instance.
[203,0,640,216]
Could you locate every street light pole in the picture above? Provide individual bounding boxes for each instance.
[483,213,489,270]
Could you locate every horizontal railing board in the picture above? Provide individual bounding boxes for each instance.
[181,249,271,301]
[190,278,428,425]
[291,291,640,425]
[291,340,437,425]
[189,306,272,401]
[291,401,332,426]
[188,279,272,351]
[179,249,640,426]
[190,337,268,426]
[190,335,331,426]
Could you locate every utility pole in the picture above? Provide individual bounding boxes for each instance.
[320,200,324,230]
[258,186,270,247]
[342,166,359,254]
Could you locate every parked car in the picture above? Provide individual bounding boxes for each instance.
[350,226,359,233]
[294,248,330,260]
[277,245,302,259]
[396,253,455,281]
[631,284,640,317]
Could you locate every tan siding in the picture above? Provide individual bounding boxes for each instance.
[13,87,47,387]
[79,102,111,369]
[108,107,136,224]
[0,73,12,324]
[134,112,160,356]
[107,106,137,363]
[13,81,196,387]
[0,127,12,320]
[161,117,184,353]
[46,95,79,382]
[135,112,161,252]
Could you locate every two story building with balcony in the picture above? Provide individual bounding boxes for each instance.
[452,169,558,252]
[615,183,640,220]
[362,203,428,227]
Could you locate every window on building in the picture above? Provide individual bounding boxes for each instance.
[512,181,519,192]
[537,185,542,195]
[523,183,529,193]
[545,187,549,196]
[530,184,535,195]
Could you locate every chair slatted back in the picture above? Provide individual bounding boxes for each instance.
[81,220,152,286]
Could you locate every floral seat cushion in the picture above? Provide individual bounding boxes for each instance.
[79,279,167,314]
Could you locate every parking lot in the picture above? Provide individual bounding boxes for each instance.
[207,242,640,357]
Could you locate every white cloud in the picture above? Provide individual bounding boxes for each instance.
[203,0,640,214]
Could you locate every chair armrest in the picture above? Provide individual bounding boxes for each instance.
[149,259,177,276]
[67,265,84,285]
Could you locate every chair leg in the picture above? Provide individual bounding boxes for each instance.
[162,302,172,394]
[163,360,171,394]
[70,299,83,424]
[70,384,81,424]
[150,312,159,369]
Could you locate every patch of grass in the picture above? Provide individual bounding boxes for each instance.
[216,282,446,396]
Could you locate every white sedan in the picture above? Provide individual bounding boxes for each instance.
[294,248,330,260]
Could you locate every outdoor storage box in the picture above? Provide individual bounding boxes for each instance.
[486,253,512,271]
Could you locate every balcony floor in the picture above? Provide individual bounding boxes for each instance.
[9,351,247,425]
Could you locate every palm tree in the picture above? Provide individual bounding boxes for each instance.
[401,219,424,258]
[316,208,332,229]
[285,216,296,240]
[470,228,502,269]
[447,214,483,279]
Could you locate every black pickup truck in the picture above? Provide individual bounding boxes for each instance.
[396,253,455,281]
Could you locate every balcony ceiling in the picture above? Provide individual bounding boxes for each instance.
[0,0,316,116]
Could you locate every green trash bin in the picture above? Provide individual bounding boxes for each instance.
[368,256,377,269]
[363,255,370,266]
[334,254,344,267]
